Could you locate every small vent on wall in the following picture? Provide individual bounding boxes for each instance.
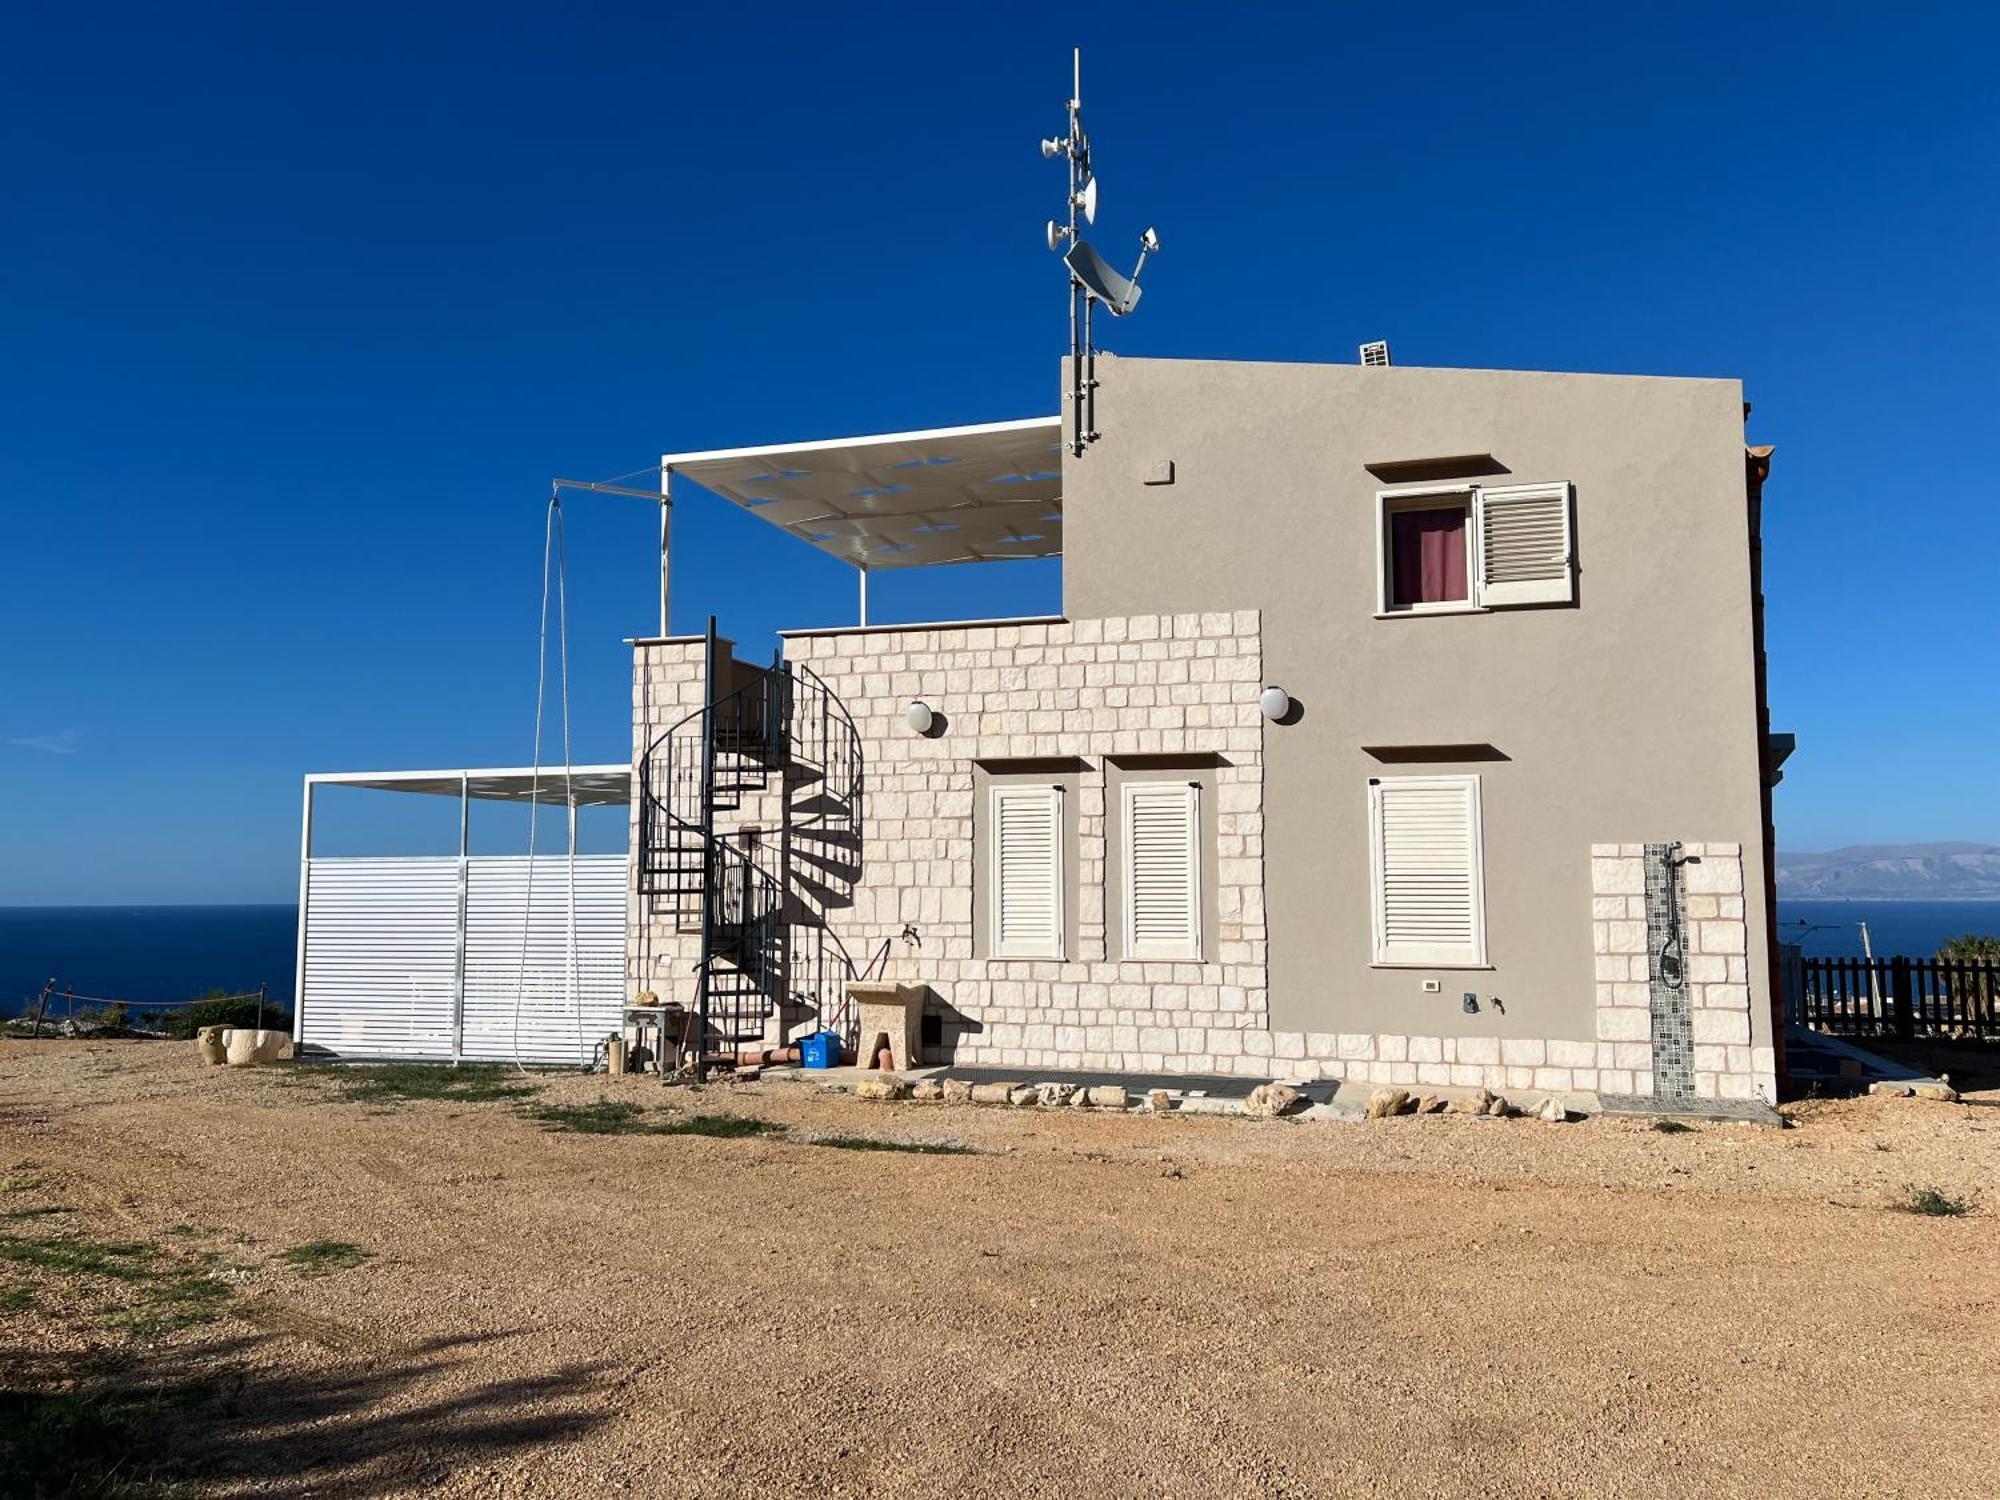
[1360,340,1392,367]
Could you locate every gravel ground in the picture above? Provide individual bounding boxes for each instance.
[2,1040,1995,1498]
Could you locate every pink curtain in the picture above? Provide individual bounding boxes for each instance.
[1391,508,1467,607]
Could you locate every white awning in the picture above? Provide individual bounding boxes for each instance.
[661,416,1063,570]
[305,766,631,807]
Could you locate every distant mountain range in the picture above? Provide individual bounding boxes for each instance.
[1775,843,2000,899]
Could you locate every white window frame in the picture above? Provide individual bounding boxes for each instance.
[988,781,1065,960]
[1375,485,1478,616]
[1375,481,1576,615]
[1121,779,1203,961]
[1368,773,1488,969]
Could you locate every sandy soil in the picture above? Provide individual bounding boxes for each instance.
[2,1041,1995,1499]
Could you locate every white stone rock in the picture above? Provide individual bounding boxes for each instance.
[1365,1087,1410,1120]
[1242,1083,1301,1119]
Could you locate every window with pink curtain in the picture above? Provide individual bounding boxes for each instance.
[1389,507,1469,608]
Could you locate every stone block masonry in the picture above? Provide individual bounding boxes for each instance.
[627,618,1773,1100]
[1591,842,1775,1104]
[628,636,712,997]
[782,612,1274,1074]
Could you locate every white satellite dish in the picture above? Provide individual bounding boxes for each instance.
[1064,240,1141,315]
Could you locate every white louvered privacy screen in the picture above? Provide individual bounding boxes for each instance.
[991,783,1064,958]
[299,854,626,1063]
[1476,482,1574,606]
[1124,780,1202,959]
[1369,775,1487,967]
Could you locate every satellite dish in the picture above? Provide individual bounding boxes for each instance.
[1064,239,1142,315]
[1076,174,1098,224]
[1038,49,1160,451]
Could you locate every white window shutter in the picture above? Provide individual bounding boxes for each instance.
[1124,781,1201,960]
[991,784,1063,958]
[1370,775,1486,967]
[1475,482,1574,607]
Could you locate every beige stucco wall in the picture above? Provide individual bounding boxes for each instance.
[1061,355,1774,1063]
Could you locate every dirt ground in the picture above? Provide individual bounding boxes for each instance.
[2,1042,1995,1499]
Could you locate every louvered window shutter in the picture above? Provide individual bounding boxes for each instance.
[1475,482,1574,607]
[991,784,1064,958]
[1370,775,1486,967]
[1124,781,1201,960]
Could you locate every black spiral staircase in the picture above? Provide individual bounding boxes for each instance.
[637,621,860,1077]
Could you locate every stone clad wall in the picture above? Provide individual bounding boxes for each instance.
[626,621,1775,1102]
[1590,841,1776,1103]
[785,612,1273,1075]
[628,637,710,996]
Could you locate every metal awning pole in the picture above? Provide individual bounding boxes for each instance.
[566,790,580,1068]
[292,780,314,1047]
[659,468,673,638]
[452,772,469,1063]
[858,567,869,627]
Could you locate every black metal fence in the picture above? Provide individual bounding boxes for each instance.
[1799,956,2000,1041]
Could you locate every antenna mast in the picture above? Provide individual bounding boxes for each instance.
[1041,48,1159,457]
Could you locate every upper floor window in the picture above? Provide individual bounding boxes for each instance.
[1377,482,1575,614]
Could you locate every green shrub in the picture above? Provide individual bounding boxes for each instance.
[1902,1183,1974,1218]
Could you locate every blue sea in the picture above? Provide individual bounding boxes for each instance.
[0,905,298,1019]
[1,899,1995,1021]
[1776,899,2000,959]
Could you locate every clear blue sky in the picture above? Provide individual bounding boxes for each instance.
[3,3,1995,903]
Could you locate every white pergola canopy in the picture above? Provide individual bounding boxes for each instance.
[661,416,1064,571]
[306,766,631,807]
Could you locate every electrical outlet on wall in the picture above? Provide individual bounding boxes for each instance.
[1420,979,1441,994]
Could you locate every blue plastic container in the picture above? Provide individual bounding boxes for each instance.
[799,1030,842,1070]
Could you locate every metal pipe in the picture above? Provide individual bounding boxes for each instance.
[452,772,469,1063]
[658,471,672,638]
[292,779,313,1049]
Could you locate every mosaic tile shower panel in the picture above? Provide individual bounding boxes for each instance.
[1644,842,1695,1105]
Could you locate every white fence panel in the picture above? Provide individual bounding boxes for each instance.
[299,852,628,1064]
[300,857,460,1059]
[460,855,627,1065]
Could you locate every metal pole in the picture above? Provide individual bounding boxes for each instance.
[658,471,673,639]
[452,772,469,1063]
[694,617,720,1082]
[858,568,869,627]
[291,780,314,1048]
[566,790,580,1069]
